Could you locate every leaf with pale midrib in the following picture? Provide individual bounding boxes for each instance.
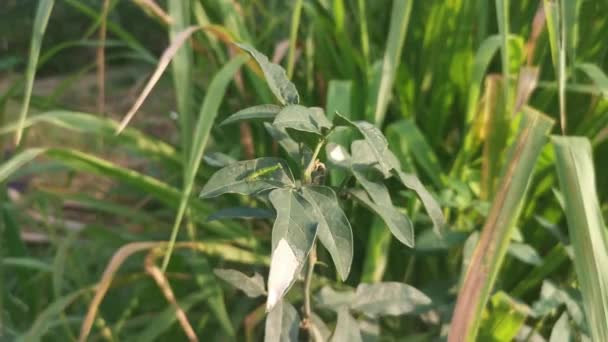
[220,104,282,126]
[200,158,294,198]
[236,43,299,105]
[301,186,353,281]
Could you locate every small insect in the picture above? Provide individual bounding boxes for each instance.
[245,163,283,181]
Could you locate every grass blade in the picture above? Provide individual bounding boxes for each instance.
[371,0,413,126]
[160,55,248,271]
[15,0,55,145]
[286,0,304,79]
[448,107,554,342]
[553,136,608,341]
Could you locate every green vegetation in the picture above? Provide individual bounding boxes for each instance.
[1,0,607,341]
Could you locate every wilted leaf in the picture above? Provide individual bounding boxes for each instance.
[267,188,318,311]
[200,158,294,198]
[264,300,300,342]
[332,308,363,342]
[207,207,274,222]
[352,282,431,317]
[214,269,266,298]
[237,43,299,105]
[301,186,353,281]
[220,104,282,126]
[316,286,355,311]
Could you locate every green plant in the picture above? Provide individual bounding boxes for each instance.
[202,43,444,339]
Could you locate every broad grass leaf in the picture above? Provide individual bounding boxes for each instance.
[220,104,282,126]
[267,188,318,310]
[352,282,431,317]
[200,158,294,198]
[236,43,300,105]
[331,308,363,342]
[214,268,266,298]
[264,300,300,342]
[301,186,354,281]
[207,207,274,222]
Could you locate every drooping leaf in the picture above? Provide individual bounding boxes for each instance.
[331,308,363,342]
[207,207,274,222]
[394,170,445,235]
[264,300,300,342]
[236,43,300,105]
[351,171,414,247]
[316,286,355,311]
[301,186,354,281]
[220,104,282,126]
[266,188,318,310]
[264,122,311,164]
[352,282,431,317]
[335,112,393,177]
[214,268,266,298]
[200,158,294,198]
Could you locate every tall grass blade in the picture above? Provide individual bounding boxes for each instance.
[372,0,413,126]
[448,107,554,342]
[168,0,194,158]
[160,56,247,271]
[495,0,510,111]
[553,136,608,341]
[286,0,304,79]
[15,0,55,145]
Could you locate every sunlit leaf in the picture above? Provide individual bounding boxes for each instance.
[200,158,294,198]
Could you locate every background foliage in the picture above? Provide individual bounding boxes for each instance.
[1,0,608,341]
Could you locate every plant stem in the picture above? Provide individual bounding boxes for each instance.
[303,138,325,184]
[303,243,317,334]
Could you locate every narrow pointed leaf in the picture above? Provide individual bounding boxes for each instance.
[220,104,282,126]
[301,186,353,281]
[578,63,608,98]
[266,188,318,310]
[200,158,294,198]
[352,282,431,317]
[237,43,299,105]
[394,170,445,235]
[214,269,266,298]
[264,300,300,342]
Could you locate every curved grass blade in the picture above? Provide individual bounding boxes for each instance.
[15,0,55,145]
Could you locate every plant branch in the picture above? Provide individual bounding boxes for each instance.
[303,138,325,184]
[302,243,317,337]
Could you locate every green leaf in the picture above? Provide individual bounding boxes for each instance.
[351,171,414,247]
[478,292,531,342]
[264,122,311,164]
[316,286,355,311]
[311,314,332,342]
[264,300,300,342]
[508,242,543,266]
[301,186,354,281]
[326,142,352,168]
[236,43,300,105]
[351,282,431,317]
[15,0,55,145]
[331,308,363,342]
[553,136,608,341]
[578,63,608,98]
[200,158,294,198]
[394,170,445,235]
[273,105,332,146]
[549,313,571,342]
[214,268,266,298]
[266,188,318,310]
[207,207,274,222]
[220,104,282,126]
